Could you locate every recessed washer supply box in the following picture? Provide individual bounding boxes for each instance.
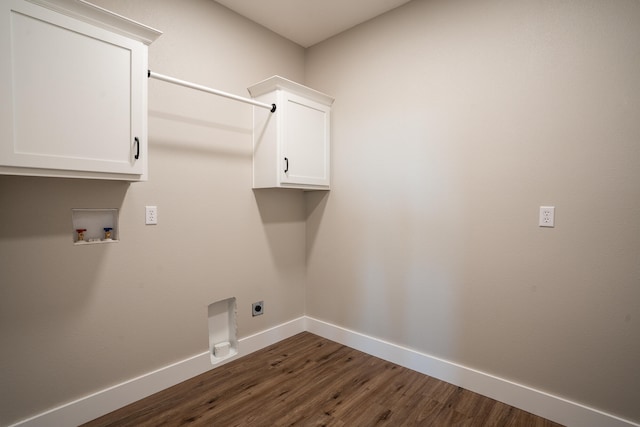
[71,208,119,244]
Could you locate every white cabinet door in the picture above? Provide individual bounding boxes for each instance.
[0,0,157,180]
[280,92,330,188]
[249,76,333,190]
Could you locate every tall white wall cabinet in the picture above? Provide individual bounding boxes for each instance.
[0,0,161,181]
[249,76,334,190]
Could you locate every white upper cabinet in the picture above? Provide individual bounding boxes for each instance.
[249,76,334,190]
[0,0,161,180]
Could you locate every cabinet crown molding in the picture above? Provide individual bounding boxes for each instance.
[25,0,162,44]
[248,75,334,107]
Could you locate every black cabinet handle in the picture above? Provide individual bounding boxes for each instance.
[134,137,140,160]
[284,157,289,173]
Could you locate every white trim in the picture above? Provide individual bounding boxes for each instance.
[9,317,305,427]
[305,316,640,427]
[10,316,639,427]
[25,0,162,45]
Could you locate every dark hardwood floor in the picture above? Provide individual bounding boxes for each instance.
[83,332,563,426]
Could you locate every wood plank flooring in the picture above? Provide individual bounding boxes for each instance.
[83,332,564,426]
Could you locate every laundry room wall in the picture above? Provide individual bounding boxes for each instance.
[0,0,306,424]
[304,0,640,423]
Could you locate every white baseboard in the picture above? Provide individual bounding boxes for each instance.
[305,316,639,427]
[10,317,306,427]
[11,316,638,427]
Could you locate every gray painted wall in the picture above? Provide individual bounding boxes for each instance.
[0,0,306,424]
[305,0,640,422]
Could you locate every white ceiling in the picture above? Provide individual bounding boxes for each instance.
[214,0,412,48]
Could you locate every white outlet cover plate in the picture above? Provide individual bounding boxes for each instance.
[145,206,158,225]
[539,206,555,227]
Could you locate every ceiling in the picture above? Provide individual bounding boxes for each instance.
[214,0,412,48]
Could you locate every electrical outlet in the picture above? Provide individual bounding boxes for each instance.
[539,206,555,227]
[252,301,264,316]
[145,206,158,225]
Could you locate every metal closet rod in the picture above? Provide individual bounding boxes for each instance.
[147,70,276,113]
